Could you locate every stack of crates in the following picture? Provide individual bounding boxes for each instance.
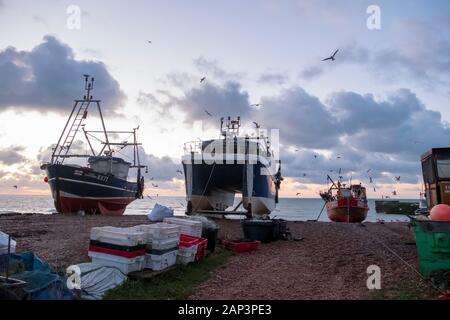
[163,217,203,237]
[89,227,146,274]
[134,223,180,271]
[411,219,450,277]
[163,217,208,264]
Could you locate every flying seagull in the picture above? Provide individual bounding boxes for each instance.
[204,110,213,117]
[250,103,262,107]
[148,40,152,44]
[200,77,206,83]
[253,121,260,129]
[176,170,183,175]
[152,183,159,188]
[296,192,302,196]
[13,185,18,189]
[322,49,339,62]
[395,176,401,181]
[336,156,342,159]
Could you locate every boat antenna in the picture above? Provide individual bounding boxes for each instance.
[83,74,95,101]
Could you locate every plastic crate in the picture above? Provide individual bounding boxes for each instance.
[134,223,180,241]
[411,219,450,277]
[177,246,197,265]
[164,218,203,237]
[223,240,260,253]
[90,227,146,246]
[88,244,145,259]
[180,234,208,261]
[145,250,178,271]
[88,252,145,274]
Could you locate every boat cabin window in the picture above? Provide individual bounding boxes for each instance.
[88,157,131,179]
[421,156,435,183]
[436,153,450,179]
[340,189,351,198]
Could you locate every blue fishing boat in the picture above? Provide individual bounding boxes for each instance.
[41,75,146,215]
[182,117,282,217]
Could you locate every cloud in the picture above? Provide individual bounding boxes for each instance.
[258,72,288,85]
[299,65,324,80]
[179,81,251,125]
[193,56,243,80]
[0,35,125,113]
[256,87,340,149]
[0,145,27,165]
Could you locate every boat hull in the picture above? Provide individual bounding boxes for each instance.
[44,164,138,216]
[182,157,277,216]
[326,199,369,223]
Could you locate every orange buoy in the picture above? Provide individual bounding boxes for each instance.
[430,204,450,222]
[44,176,49,183]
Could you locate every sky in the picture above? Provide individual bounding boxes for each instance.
[0,0,449,198]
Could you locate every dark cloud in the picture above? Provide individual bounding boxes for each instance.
[0,145,27,165]
[258,73,288,85]
[0,35,125,113]
[180,81,251,125]
[256,87,340,149]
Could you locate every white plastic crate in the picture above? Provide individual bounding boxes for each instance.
[90,226,146,247]
[134,223,180,242]
[163,218,202,238]
[88,251,145,274]
[147,237,179,251]
[145,250,178,271]
[177,246,197,265]
[0,232,16,255]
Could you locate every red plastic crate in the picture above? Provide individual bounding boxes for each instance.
[88,244,145,259]
[223,240,260,253]
[180,234,208,261]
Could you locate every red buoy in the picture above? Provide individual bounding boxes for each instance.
[430,204,450,222]
[44,176,49,183]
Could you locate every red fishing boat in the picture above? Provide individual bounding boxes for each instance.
[320,175,369,223]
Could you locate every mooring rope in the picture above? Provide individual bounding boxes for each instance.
[361,224,442,294]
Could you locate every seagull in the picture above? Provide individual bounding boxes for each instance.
[200,77,206,83]
[148,41,152,44]
[253,121,260,129]
[395,176,401,181]
[336,156,341,159]
[250,103,262,107]
[314,155,318,159]
[176,170,183,175]
[296,192,302,196]
[204,110,213,117]
[13,185,18,189]
[303,173,307,177]
[322,49,339,62]
[152,183,159,188]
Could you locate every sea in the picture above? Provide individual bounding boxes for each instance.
[0,195,415,222]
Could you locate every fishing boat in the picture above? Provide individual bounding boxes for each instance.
[320,175,369,223]
[40,75,146,216]
[182,117,282,217]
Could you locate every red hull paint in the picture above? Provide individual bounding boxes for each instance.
[326,200,369,223]
[58,196,135,216]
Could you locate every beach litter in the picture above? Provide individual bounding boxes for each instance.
[148,203,174,222]
[72,263,127,300]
